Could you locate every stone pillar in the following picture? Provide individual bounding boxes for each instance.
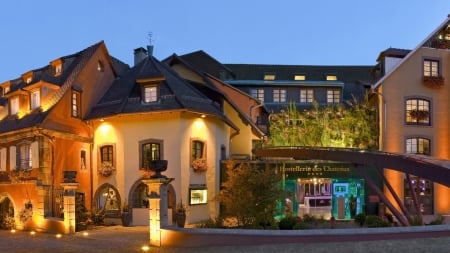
[142,178,174,247]
[60,182,79,234]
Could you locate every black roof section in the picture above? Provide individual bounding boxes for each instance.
[86,55,226,120]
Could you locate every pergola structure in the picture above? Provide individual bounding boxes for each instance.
[255,146,450,226]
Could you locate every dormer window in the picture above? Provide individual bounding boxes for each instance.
[263,74,276,81]
[144,86,158,103]
[55,64,62,75]
[3,86,10,96]
[326,75,337,81]
[22,71,33,84]
[26,77,32,84]
[30,90,40,110]
[294,74,306,81]
[10,96,19,115]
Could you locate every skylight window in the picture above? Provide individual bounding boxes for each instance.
[294,75,306,81]
[326,75,337,81]
[263,74,275,81]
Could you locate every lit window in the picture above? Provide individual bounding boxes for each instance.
[55,64,62,75]
[30,90,40,109]
[294,75,306,81]
[406,137,430,155]
[423,59,439,77]
[97,61,104,72]
[141,142,161,169]
[26,77,32,84]
[263,74,275,81]
[3,86,10,96]
[10,96,19,115]
[405,98,430,125]
[300,89,314,103]
[192,140,205,160]
[250,89,264,102]
[17,143,32,170]
[273,89,286,103]
[326,75,337,81]
[81,150,86,170]
[100,145,114,166]
[327,89,340,104]
[72,91,81,117]
[144,86,157,103]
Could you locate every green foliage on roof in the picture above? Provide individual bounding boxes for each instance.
[266,92,378,149]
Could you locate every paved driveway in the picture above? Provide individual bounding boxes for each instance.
[0,225,449,253]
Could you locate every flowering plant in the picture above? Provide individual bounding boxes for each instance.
[98,161,115,177]
[10,168,32,182]
[0,215,15,230]
[191,158,207,172]
[422,76,444,88]
[19,208,33,224]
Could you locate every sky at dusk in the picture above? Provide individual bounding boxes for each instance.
[0,0,449,81]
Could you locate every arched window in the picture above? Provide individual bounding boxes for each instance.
[405,98,430,125]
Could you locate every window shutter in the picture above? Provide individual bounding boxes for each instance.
[0,148,6,171]
[32,141,39,168]
[10,146,16,169]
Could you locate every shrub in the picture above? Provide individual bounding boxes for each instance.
[278,216,297,230]
[196,217,224,228]
[354,213,366,226]
[365,215,390,227]
[384,213,394,223]
[428,214,445,225]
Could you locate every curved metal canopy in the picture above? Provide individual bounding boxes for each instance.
[255,147,450,187]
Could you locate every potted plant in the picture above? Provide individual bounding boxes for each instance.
[121,200,132,227]
[191,158,208,172]
[422,76,444,88]
[98,161,116,177]
[175,201,187,228]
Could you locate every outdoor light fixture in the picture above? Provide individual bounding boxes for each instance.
[141,245,150,252]
[83,231,89,236]
[10,229,16,233]
[56,234,62,239]
[30,231,36,235]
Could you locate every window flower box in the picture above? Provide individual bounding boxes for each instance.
[422,76,444,89]
[409,109,429,121]
[10,168,32,182]
[98,161,115,177]
[191,158,208,172]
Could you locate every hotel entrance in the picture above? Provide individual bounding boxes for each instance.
[280,162,367,220]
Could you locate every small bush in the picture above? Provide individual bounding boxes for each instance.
[278,216,297,230]
[428,214,445,225]
[302,214,316,223]
[384,213,394,223]
[365,215,390,227]
[196,217,224,228]
[354,213,366,226]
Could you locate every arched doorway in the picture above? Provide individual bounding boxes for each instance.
[128,179,176,225]
[93,183,122,218]
[0,196,15,229]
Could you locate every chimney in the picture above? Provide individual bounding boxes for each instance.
[147,45,154,57]
[134,47,147,65]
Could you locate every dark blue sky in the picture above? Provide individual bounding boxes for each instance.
[0,0,448,81]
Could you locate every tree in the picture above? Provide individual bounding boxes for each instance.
[216,160,286,228]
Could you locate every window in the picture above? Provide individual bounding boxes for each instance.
[144,86,157,103]
[10,96,19,115]
[30,90,40,110]
[273,89,286,103]
[81,150,86,170]
[189,185,207,205]
[55,64,62,75]
[97,61,104,72]
[423,59,439,77]
[327,89,340,104]
[294,74,306,81]
[72,91,81,117]
[26,77,32,84]
[250,89,264,102]
[300,89,314,103]
[326,75,337,81]
[3,86,10,96]
[100,145,114,167]
[406,98,430,125]
[17,143,32,170]
[406,137,430,155]
[192,140,205,160]
[141,142,161,169]
[263,74,275,81]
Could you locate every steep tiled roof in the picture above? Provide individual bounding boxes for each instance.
[86,56,226,120]
[175,50,235,79]
[0,41,104,133]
